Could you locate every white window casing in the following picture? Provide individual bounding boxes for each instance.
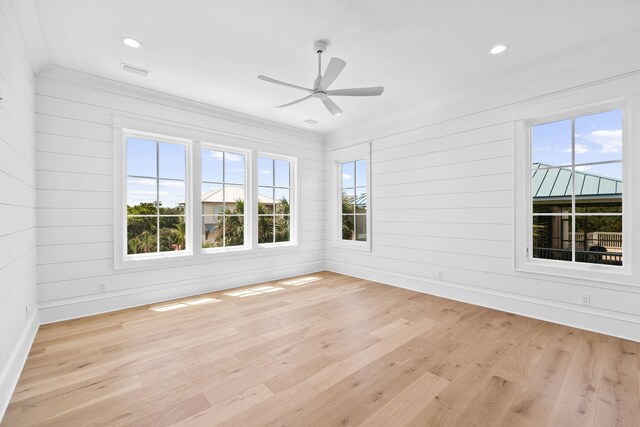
[330,142,372,252]
[113,115,298,269]
[514,89,639,285]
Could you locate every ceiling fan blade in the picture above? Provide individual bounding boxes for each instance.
[258,75,313,93]
[276,94,313,108]
[321,97,343,116]
[318,58,346,91]
[327,87,384,96]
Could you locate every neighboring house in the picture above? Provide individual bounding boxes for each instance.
[201,187,274,241]
[532,163,622,264]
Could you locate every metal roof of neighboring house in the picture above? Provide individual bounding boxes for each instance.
[201,187,274,203]
[532,163,622,198]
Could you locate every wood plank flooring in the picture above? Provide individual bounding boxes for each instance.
[3,272,639,426]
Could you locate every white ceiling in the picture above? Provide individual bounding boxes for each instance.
[34,0,640,134]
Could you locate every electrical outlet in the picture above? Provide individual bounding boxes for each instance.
[580,293,591,306]
[436,271,443,280]
[98,281,108,293]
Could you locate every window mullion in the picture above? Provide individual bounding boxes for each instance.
[192,141,202,255]
[571,118,576,263]
[156,141,160,253]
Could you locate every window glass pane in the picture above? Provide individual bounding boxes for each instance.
[258,216,274,244]
[275,215,290,242]
[159,142,185,180]
[159,180,185,214]
[223,185,245,213]
[355,160,367,187]
[259,186,274,213]
[258,157,273,186]
[202,215,223,248]
[127,178,157,215]
[342,215,354,240]
[531,119,572,167]
[274,159,290,187]
[575,109,622,164]
[533,203,571,214]
[576,162,622,192]
[224,152,245,185]
[355,215,367,241]
[342,190,355,214]
[575,215,622,266]
[127,216,157,254]
[342,162,355,188]
[127,137,156,177]
[159,216,186,252]
[531,215,571,262]
[532,167,572,198]
[355,187,367,213]
[202,149,223,183]
[274,188,290,214]
[201,183,222,217]
[224,215,244,247]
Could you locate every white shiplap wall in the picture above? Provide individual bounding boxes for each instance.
[0,0,38,416]
[324,50,640,342]
[35,66,325,323]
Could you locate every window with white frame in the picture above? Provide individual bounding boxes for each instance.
[126,136,188,255]
[340,160,367,242]
[258,156,292,244]
[529,108,624,266]
[117,125,298,267]
[201,147,247,249]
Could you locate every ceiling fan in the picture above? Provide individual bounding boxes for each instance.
[258,40,384,116]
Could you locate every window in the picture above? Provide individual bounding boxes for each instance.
[258,156,292,244]
[126,136,187,256]
[340,160,367,242]
[201,147,247,249]
[115,121,299,268]
[529,108,624,267]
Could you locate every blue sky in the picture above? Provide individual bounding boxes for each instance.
[532,109,622,180]
[342,160,367,189]
[127,138,186,208]
[259,157,290,187]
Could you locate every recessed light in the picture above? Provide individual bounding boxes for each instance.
[122,37,143,48]
[490,44,507,55]
[304,119,319,125]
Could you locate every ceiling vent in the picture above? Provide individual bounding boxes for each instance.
[121,63,150,77]
[304,119,319,125]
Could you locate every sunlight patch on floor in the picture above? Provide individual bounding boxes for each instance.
[151,297,222,312]
[225,285,284,297]
[278,276,322,286]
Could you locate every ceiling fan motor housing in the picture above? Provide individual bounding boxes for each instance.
[313,40,328,54]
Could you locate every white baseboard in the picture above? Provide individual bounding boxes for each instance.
[326,261,640,342]
[0,311,39,422]
[38,261,325,324]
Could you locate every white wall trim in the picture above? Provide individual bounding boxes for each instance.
[326,261,640,342]
[0,311,39,420]
[38,262,325,324]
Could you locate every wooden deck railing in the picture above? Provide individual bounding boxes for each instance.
[533,247,622,265]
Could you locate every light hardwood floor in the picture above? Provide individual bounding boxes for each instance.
[3,272,639,426]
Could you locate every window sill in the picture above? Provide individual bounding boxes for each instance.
[114,242,299,270]
[116,251,194,269]
[202,246,251,255]
[515,258,634,286]
[333,240,371,252]
[258,242,298,250]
